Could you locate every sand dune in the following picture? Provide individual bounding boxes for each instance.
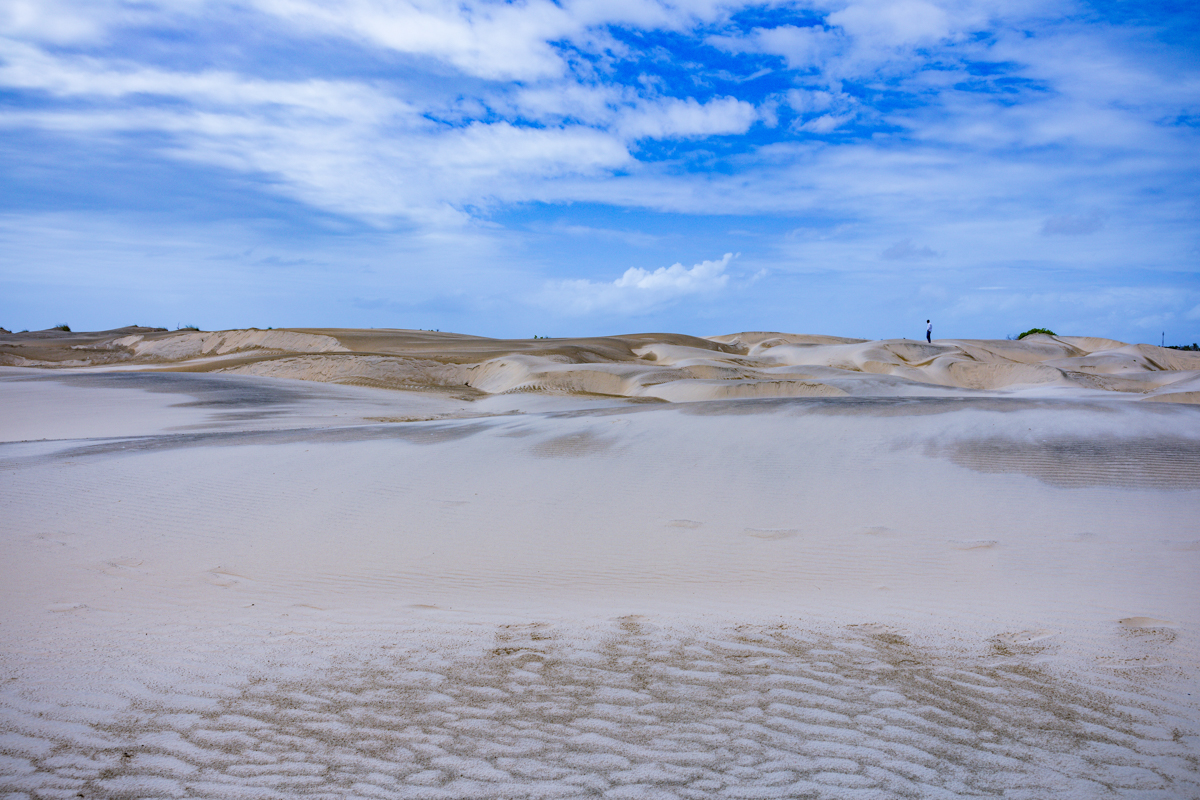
[4,326,1198,402]
[1,327,1198,798]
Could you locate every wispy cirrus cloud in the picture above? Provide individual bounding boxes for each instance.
[3,0,1195,230]
[0,0,1196,340]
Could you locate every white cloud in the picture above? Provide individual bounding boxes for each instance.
[0,0,114,43]
[708,0,965,80]
[511,82,627,126]
[434,122,630,178]
[248,0,739,82]
[709,24,842,71]
[785,89,834,114]
[0,39,404,120]
[827,0,950,48]
[0,40,641,223]
[541,253,734,314]
[506,87,759,141]
[799,113,854,133]
[251,0,574,81]
[0,0,1195,289]
[618,96,757,140]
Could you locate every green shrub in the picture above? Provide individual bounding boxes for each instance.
[52,324,70,332]
[177,324,200,331]
[1017,327,1056,339]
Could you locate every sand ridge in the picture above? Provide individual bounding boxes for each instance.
[4,326,1199,402]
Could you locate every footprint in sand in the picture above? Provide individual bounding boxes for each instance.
[949,539,998,550]
[99,557,145,576]
[744,528,800,540]
[993,629,1057,645]
[1118,616,1176,628]
[46,603,88,613]
[1108,617,1178,662]
[205,566,255,588]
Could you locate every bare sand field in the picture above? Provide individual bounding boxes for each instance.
[1,327,1198,799]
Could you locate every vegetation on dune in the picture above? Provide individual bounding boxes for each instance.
[52,324,70,332]
[1017,327,1056,339]
[1167,343,1199,351]
[176,325,200,331]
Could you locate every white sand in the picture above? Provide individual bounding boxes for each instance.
[1,329,1198,799]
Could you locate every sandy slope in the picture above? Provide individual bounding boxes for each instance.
[1,328,1199,799]
[4,326,1199,403]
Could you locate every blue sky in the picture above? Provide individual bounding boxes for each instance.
[1,0,1197,342]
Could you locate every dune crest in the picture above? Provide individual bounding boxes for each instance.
[2,327,1199,403]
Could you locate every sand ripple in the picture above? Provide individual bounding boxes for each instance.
[2,620,1196,800]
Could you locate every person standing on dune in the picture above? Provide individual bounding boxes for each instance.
[926,320,932,343]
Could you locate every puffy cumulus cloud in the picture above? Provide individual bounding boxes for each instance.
[616,253,732,291]
[541,253,734,315]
